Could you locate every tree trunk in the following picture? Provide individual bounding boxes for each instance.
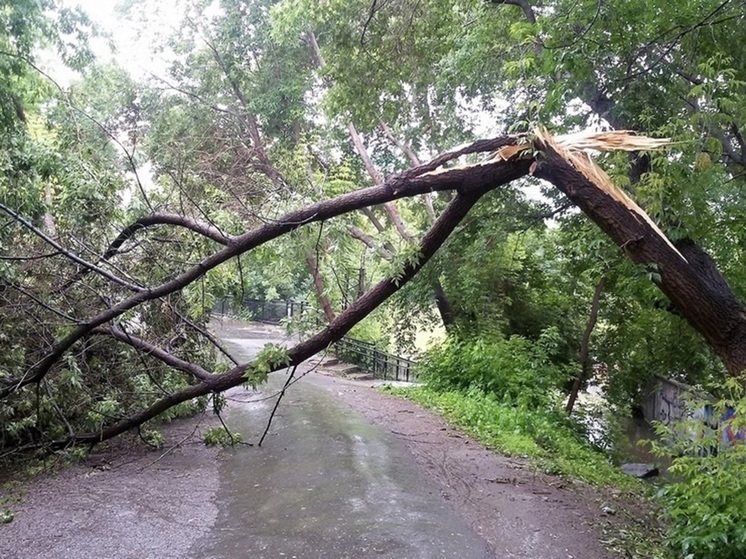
[566,277,604,415]
[433,279,456,329]
[307,255,336,323]
[533,140,746,377]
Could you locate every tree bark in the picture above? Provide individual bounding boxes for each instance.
[307,255,336,323]
[433,279,456,328]
[533,141,746,377]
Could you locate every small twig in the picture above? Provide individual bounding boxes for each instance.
[258,364,298,446]
[138,409,208,471]
[214,395,249,446]
[43,380,75,440]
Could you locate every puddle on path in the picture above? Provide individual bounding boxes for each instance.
[190,330,492,559]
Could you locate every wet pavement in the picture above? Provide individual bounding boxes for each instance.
[192,322,493,558]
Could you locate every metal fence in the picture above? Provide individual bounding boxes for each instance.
[334,336,418,383]
[214,298,309,324]
[243,299,308,324]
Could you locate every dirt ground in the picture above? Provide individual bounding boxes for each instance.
[0,355,644,558]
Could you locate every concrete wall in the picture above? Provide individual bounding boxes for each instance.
[640,376,693,426]
[641,376,745,448]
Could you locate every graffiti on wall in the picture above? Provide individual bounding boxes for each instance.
[642,376,745,450]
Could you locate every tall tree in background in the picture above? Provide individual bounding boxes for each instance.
[274,0,746,377]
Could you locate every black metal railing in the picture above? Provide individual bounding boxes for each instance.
[334,336,418,383]
[242,299,308,324]
[214,298,309,324]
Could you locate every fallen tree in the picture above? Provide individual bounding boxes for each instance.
[2,129,745,451]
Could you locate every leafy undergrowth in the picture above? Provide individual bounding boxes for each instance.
[649,376,746,559]
[383,385,672,559]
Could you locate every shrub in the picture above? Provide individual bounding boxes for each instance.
[418,329,568,408]
[652,377,746,559]
[203,426,243,447]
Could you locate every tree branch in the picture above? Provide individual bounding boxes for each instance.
[40,188,489,448]
[348,225,394,260]
[348,122,415,241]
[103,212,233,259]
[532,136,746,375]
[0,137,527,398]
[0,201,145,292]
[489,0,537,24]
[92,326,213,381]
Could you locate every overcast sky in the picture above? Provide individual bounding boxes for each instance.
[57,0,181,81]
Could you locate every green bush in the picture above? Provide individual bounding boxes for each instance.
[418,329,568,408]
[652,377,746,559]
[203,426,243,447]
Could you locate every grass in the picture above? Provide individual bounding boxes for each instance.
[383,385,642,487]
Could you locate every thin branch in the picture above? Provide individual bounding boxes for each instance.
[93,326,213,381]
[379,119,438,222]
[213,397,245,446]
[0,50,153,210]
[169,304,240,366]
[138,409,208,471]
[348,122,415,241]
[2,279,79,323]
[348,225,394,260]
[103,212,233,260]
[541,0,601,50]
[63,212,233,290]
[43,379,75,440]
[147,71,237,116]
[617,0,741,84]
[258,364,297,446]
[379,119,421,166]
[0,202,145,292]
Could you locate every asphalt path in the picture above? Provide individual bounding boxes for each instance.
[2,320,613,559]
[191,321,493,558]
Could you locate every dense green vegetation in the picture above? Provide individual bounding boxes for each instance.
[646,377,746,559]
[387,384,634,487]
[1,0,745,554]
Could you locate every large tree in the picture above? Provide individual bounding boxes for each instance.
[1,0,744,451]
